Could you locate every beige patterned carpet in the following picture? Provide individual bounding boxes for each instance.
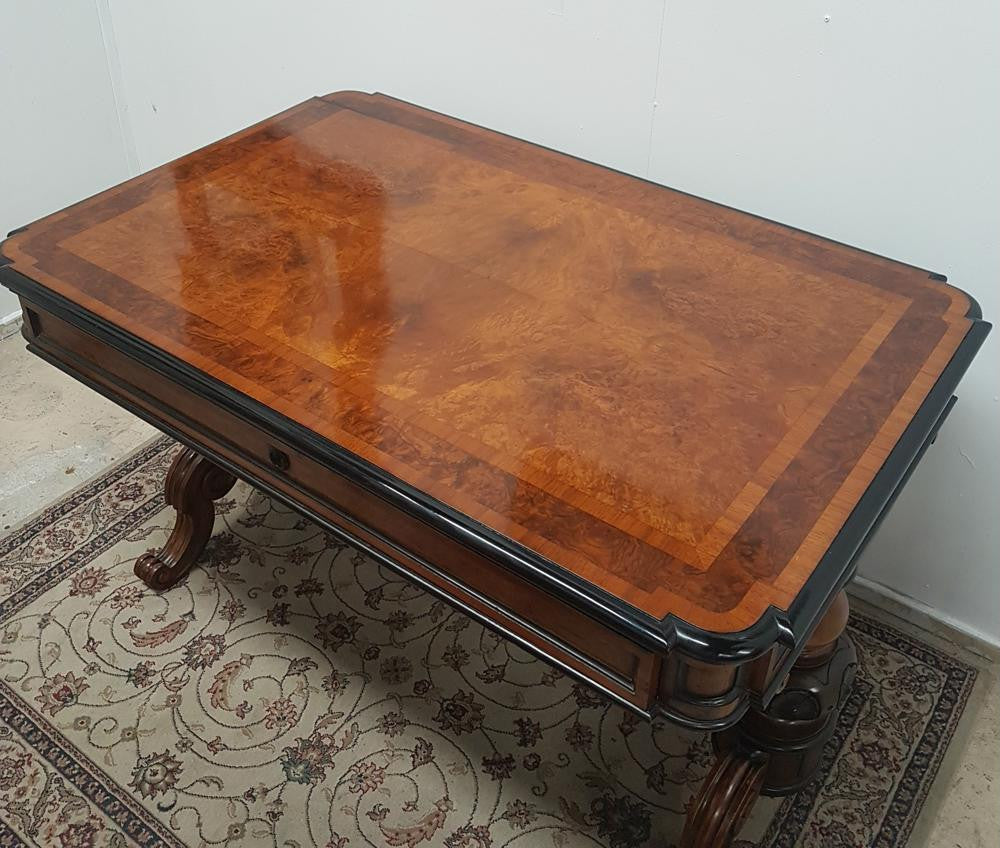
[0,438,977,847]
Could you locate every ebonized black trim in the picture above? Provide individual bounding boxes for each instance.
[0,265,990,670]
[363,92,984,294]
[17,329,758,730]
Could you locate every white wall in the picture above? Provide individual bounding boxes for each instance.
[646,3,1000,646]
[106,0,666,176]
[9,1,1000,641]
[0,1,131,320]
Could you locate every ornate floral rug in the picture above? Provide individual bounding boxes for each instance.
[0,438,977,847]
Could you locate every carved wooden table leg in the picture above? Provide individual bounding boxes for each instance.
[135,447,236,590]
[681,592,856,847]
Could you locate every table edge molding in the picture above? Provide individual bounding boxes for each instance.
[0,261,989,668]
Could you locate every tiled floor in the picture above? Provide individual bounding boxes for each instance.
[0,329,157,533]
[0,332,997,846]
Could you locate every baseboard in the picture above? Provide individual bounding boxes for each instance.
[851,575,1000,655]
[0,309,22,341]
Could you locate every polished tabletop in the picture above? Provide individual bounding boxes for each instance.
[1,91,978,634]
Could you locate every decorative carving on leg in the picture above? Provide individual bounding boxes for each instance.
[681,592,856,847]
[134,447,236,590]
[680,749,767,848]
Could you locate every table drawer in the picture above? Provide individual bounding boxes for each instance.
[23,303,660,708]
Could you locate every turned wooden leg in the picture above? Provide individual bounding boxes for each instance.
[681,591,856,847]
[135,447,236,590]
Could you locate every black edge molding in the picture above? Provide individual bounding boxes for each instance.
[371,91,974,285]
[0,267,991,671]
[13,307,747,730]
[35,345,772,731]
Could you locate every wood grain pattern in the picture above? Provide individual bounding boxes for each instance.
[0,91,979,635]
[18,303,672,715]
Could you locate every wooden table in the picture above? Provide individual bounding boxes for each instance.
[1,92,988,847]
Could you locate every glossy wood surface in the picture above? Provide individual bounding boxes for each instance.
[0,91,978,634]
[17,303,669,714]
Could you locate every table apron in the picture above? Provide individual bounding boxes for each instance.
[16,298,790,729]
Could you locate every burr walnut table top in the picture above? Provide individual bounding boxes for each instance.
[0,91,987,645]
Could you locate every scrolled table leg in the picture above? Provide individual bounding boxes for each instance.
[680,747,767,848]
[135,447,236,590]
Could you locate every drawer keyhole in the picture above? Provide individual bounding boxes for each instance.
[268,446,290,472]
